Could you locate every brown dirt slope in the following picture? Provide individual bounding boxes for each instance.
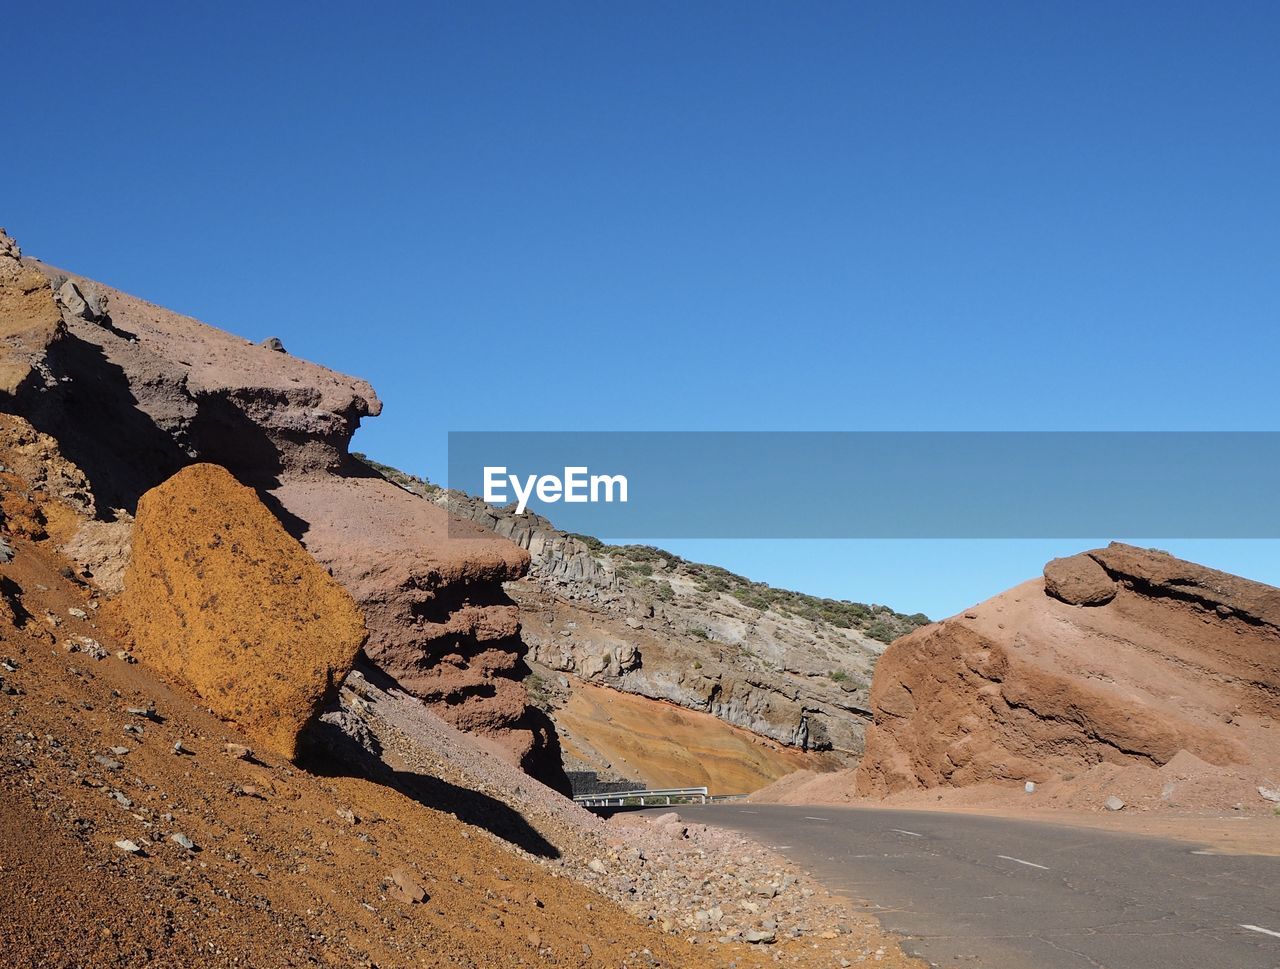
[115,463,367,759]
[853,544,1280,799]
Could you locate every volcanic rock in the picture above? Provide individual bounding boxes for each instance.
[0,228,63,397]
[1043,553,1115,606]
[0,232,567,788]
[855,544,1279,796]
[271,473,567,787]
[116,464,367,759]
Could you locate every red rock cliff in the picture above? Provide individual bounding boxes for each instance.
[855,544,1280,796]
[0,229,567,790]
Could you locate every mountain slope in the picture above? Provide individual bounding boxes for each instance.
[358,458,930,790]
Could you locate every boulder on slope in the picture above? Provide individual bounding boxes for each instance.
[1043,553,1115,606]
[116,464,367,759]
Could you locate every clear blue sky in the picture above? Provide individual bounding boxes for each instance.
[6,2,1278,617]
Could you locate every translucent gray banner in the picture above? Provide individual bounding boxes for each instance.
[446,432,1280,538]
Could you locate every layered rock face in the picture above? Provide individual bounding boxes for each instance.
[435,492,916,764]
[118,464,367,759]
[0,230,565,788]
[854,543,1280,796]
[273,474,566,784]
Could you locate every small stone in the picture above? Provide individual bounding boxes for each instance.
[115,651,136,664]
[1104,795,1125,811]
[68,608,88,620]
[123,724,143,736]
[258,336,287,352]
[387,868,427,904]
[743,929,776,944]
[1258,786,1280,803]
[337,807,357,824]
[108,747,130,757]
[114,840,142,854]
[170,833,197,851]
[94,756,122,771]
[0,659,17,673]
[1025,781,1036,794]
[587,858,608,875]
[109,791,133,809]
[224,743,253,760]
[173,740,191,755]
[126,702,157,719]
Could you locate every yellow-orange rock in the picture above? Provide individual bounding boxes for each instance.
[118,463,367,758]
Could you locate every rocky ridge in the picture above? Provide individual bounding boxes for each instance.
[0,229,563,787]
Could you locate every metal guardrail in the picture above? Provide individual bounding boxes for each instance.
[573,786,709,807]
[573,786,750,807]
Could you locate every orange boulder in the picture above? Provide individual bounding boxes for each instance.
[117,464,367,758]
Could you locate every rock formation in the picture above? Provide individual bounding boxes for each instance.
[117,464,367,759]
[0,230,566,789]
[272,473,566,783]
[359,463,929,789]
[854,543,1280,796]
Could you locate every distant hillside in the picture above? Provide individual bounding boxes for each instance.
[352,454,927,643]
[355,454,931,789]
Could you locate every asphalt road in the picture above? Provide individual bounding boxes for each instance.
[640,803,1280,969]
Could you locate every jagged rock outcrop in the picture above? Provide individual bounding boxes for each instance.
[854,543,1280,796]
[0,231,566,788]
[0,230,63,397]
[272,473,566,784]
[117,464,367,759]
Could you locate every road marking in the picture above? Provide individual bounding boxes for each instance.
[803,816,830,822]
[1240,924,1280,939]
[737,810,759,814]
[890,828,923,837]
[997,854,1050,870]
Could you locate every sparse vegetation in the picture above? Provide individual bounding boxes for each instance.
[352,453,441,495]
[828,670,848,682]
[592,542,930,642]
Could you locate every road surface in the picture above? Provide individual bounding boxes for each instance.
[641,803,1280,969]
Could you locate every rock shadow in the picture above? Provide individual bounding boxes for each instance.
[299,713,561,860]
